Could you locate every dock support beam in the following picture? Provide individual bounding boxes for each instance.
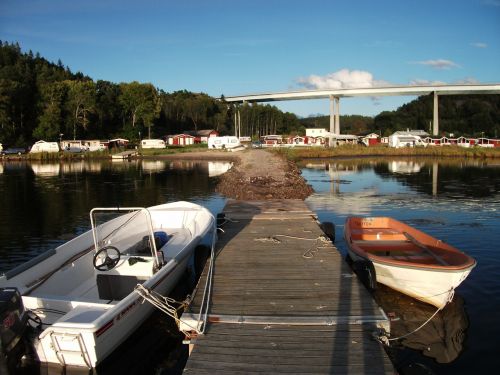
[433,92,439,136]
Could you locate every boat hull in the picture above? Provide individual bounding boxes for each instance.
[347,248,473,308]
[0,201,215,369]
[344,216,476,309]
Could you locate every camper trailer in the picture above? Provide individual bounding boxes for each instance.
[207,136,242,149]
[388,131,428,148]
[141,139,166,149]
[30,140,60,153]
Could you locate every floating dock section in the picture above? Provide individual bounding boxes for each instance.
[181,199,393,374]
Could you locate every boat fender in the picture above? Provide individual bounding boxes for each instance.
[320,222,335,243]
[194,245,211,279]
[352,260,377,291]
[154,231,170,249]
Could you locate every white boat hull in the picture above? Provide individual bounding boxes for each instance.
[348,249,473,308]
[0,201,215,369]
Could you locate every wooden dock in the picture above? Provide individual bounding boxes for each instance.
[181,200,394,374]
[111,150,138,160]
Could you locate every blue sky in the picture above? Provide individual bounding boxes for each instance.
[1,0,499,117]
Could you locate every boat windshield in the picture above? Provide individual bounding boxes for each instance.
[90,207,158,258]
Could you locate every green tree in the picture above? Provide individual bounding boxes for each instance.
[33,81,67,140]
[119,82,159,138]
[66,80,96,139]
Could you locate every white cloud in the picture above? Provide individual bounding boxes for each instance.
[413,59,460,70]
[409,78,480,86]
[471,42,488,48]
[296,69,389,90]
[454,77,480,84]
[409,79,447,86]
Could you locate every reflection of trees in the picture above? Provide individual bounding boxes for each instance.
[372,159,499,198]
[0,161,221,271]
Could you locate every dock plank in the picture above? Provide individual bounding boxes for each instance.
[182,200,393,374]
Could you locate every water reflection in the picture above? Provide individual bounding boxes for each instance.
[388,160,423,174]
[375,285,468,364]
[302,157,500,373]
[301,158,500,199]
[0,159,230,273]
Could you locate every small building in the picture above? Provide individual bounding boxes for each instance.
[306,128,328,138]
[457,136,475,147]
[423,137,441,146]
[287,135,307,146]
[30,140,60,153]
[330,134,359,146]
[261,135,283,146]
[184,129,219,144]
[476,137,500,148]
[167,134,195,146]
[308,136,326,146]
[360,133,380,146]
[108,138,129,149]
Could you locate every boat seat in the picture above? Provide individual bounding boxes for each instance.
[96,274,148,301]
[352,240,412,246]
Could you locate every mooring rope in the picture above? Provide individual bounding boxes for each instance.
[375,287,455,345]
[253,234,331,258]
[135,284,198,338]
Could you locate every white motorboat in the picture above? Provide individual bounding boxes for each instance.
[0,201,215,369]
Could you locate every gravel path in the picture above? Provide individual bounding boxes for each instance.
[215,149,313,200]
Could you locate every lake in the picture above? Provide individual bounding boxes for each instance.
[0,157,498,374]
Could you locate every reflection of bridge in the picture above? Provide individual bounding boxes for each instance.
[224,84,500,136]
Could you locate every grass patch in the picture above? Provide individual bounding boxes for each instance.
[273,144,500,160]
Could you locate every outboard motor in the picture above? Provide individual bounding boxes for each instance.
[0,287,28,373]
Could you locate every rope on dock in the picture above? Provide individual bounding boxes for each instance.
[253,234,331,258]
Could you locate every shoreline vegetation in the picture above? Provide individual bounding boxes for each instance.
[4,144,499,162]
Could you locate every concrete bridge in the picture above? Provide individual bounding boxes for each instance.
[223,84,500,136]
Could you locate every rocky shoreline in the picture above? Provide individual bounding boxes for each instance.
[214,149,313,200]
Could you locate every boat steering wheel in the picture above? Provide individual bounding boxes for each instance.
[93,246,121,271]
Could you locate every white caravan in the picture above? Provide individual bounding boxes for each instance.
[30,140,60,153]
[208,136,241,149]
[141,139,166,149]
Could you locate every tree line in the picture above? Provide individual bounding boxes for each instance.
[1,41,498,147]
[0,41,302,147]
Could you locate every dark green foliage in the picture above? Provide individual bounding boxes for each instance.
[0,41,303,147]
[302,95,499,138]
[372,94,500,137]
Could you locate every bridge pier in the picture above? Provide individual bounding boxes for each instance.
[433,91,439,136]
[329,95,340,135]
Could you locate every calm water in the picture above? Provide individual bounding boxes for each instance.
[0,157,499,373]
[301,158,500,374]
